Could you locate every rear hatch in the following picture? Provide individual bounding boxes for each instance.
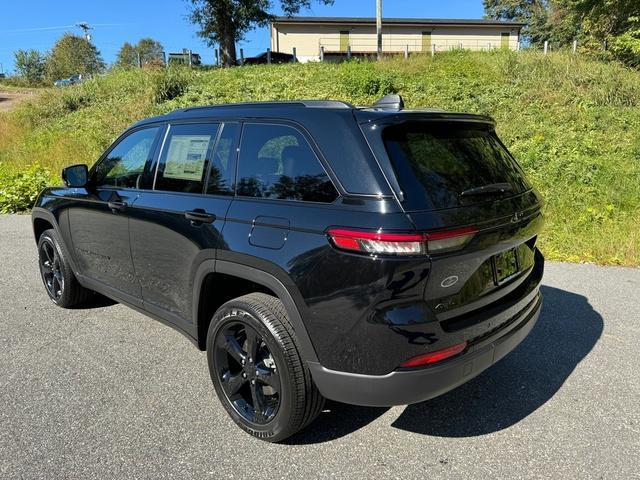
[359,112,543,336]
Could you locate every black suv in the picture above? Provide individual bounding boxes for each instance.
[32,95,544,442]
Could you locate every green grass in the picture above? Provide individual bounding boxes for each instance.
[1,51,639,265]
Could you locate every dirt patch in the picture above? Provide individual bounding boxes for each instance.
[0,91,33,112]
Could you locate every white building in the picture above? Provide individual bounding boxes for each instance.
[270,16,525,62]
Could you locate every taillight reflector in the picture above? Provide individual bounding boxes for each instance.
[400,342,468,368]
[327,227,478,256]
[424,227,479,253]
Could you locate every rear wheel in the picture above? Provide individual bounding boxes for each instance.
[37,229,92,308]
[207,293,324,442]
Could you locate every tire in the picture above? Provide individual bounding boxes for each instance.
[37,228,93,308]
[206,292,324,442]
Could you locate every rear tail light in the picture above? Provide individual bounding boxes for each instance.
[400,342,467,368]
[327,227,477,256]
[424,227,479,253]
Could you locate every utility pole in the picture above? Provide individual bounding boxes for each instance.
[376,0,382,61]
[75,22,93,42]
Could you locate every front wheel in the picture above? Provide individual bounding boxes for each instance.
[37,228,92,308]
[206,293,324,442]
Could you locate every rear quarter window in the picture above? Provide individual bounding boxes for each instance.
[236,123,338,203]
[382,122,531,211]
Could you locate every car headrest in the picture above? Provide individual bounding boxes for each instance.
[282,145,306,177]
[255,157,279,176]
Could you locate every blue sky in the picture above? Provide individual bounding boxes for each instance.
[0,0,484,74]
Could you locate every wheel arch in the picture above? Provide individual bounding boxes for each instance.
[31,208,58,243]
[192,260,319,364]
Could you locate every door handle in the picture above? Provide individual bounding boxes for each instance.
[185,210,216,225]
[108,201,128,213]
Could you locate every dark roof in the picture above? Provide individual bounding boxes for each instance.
[272,16,525,27]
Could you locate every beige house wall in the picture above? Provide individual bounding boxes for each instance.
[271,23,521,61]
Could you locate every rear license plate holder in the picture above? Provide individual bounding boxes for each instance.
[493,248,520,285]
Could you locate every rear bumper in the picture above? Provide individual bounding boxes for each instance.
[308,292,542,407]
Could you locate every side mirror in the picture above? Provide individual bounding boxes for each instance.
[62,164,89,188]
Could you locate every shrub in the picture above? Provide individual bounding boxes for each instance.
[339,62,397,98]
[151,67,193,103]
[610,30,640,68]
[0,165,52,213]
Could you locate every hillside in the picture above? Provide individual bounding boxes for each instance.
[1,51,639,265]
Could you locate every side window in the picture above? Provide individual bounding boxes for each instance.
[236,123,338,203]
[95,127,161,189]
[206,122,240,196]
[155,123,219,194]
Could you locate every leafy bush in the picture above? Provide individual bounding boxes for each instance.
[610,21,640,68]
[0,165,52,213]
[339,62,397,97]
[151,67,193,103]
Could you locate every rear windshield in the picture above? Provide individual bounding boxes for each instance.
[382,122,531,211]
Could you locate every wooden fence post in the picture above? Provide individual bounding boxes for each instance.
[573,40,577,54]
[431,44,435,57]
[214,49,219,66]
[347,44,352,60]
[405,44,409,59]
[320,46,325,62]
[292,47,297,63]
[239,48,244,65]
[267,48,271,64]
[544,41,549,54]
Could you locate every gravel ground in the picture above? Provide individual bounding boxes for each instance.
[0,214,638,479]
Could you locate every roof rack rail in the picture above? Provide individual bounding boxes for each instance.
[372,94,404,111]
[300,100,354,109]
[179,99,353,113]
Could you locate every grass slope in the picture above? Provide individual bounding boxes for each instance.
[1,51,639,265]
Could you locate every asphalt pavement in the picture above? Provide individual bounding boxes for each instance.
[0,214,638,479]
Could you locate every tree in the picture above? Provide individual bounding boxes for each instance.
[137,38,165,65]
[116,38,165,68]
[116,42,138,68]
[572,0,640,40]
[483,0,551,46]
[14,49,46,84]
[45,33,105,82]
[609,17,640,67]
[187,0,333,67]
[484,0,639,49]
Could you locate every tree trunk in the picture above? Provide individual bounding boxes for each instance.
[219,26,237,67]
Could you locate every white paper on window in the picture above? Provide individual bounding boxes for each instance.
[163,135,211,181]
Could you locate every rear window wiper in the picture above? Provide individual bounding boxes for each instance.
[460,183,513,197]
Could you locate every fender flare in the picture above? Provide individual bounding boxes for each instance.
[192,259,320,364]
[31,207,82,275]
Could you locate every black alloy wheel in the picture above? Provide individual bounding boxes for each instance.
[39,237,64,301]
[214,321,282,425]
[207,293,325,442]
[37,228,93,308]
